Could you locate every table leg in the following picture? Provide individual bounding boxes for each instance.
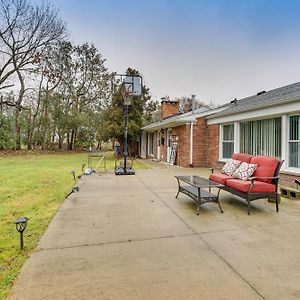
[175,178,180,198]
[197,188,201,215]
[216,189,224,213]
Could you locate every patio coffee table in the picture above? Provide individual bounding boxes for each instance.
[175,175,224,215]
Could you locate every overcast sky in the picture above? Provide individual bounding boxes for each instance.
[51,0,300,105]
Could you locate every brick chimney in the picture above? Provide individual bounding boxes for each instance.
[161,100,179,119]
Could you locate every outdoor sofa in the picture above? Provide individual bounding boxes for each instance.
[209,153,284,215]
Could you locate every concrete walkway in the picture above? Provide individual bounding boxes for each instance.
[8,164,300,300]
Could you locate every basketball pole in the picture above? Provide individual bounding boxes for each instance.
[123,93,129,173]
[114,74,142,175]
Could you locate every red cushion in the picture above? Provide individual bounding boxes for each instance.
[232,153,252,163]
[250,156,279,183]
[210,173,233,185]
[227,179,276,193]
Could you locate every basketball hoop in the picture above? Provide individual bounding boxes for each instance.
[112,73,143,176]
[123,75,142,96]
[112,74,142,97]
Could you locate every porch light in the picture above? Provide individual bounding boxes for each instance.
[14,217,29,249]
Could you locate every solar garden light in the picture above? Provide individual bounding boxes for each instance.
[81,164,86,171]
[14,217,29,249]
[71,170,76,180]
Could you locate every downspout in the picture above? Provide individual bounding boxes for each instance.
[190,122,193,167]
[190,95,196,167]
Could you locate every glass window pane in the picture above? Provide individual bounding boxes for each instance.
[223,124,234,140]
[222,124,234,158]
[289,142,300,168]
[223,142,234,159]
[290,115,300,140]
[240,118,281,157]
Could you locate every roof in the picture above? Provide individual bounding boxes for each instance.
[142,106,229,131]
[207,81,300,119]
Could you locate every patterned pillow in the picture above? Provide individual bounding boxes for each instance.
[221,159,242,176]
[232,162,257,181]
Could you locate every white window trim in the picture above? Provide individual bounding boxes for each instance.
[218,114,300,175]
[219,123,235,160]
[281,114,300,174]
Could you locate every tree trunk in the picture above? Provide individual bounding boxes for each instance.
[69,130,74,150]
[15,107,21,150]
[15,69,25,150]
[42,91,49,150]
[27,108,33,150]
[58,132,63,149]
[72,127,77,150]
[51,125,56,150]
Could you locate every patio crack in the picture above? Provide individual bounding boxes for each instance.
[198,234,265,299]
[137,175,265,299]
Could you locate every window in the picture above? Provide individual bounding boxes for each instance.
[148,133,154,155]
[240,118,281,157]
[222,124,234,158]
[289,115,300,168]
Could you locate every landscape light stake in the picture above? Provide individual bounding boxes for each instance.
[14,217,29,249]
[81,164,86,171]
[71,170,76,180]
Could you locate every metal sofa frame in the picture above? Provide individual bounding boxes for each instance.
[211,160,284,215]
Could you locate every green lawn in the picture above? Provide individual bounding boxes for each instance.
[0,152,148,299]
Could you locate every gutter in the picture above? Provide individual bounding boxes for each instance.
[206,95,300,120]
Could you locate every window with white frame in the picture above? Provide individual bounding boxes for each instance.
[240,117,281,158]
[222,124,234,158]
[289,115,300,168]
[148,133,154,155]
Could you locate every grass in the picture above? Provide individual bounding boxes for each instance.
[0,152,148,300]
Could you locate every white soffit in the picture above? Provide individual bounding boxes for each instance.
[207,102,300,125]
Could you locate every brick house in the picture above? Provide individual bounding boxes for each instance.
[207,82,300,185]
[141,82,300,185]
[141,100,228,167]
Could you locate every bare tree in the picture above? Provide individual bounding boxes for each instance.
[0,0,66,148]
[175,96,210,113]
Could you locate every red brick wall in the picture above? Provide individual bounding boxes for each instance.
[279,173,300,188]
[161,101,179,119]
[172,125,190,167]
[192,118,208,167]
[153,119,220,168]
[207,124,220,168]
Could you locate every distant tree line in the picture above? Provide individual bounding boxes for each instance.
[0,0,157,151]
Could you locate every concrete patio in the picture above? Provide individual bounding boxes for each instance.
[8,163,300,300]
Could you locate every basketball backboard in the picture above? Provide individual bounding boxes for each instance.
[123,75,142,96]
[113,74,142,97]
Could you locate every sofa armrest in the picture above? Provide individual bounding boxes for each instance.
[210,167,222,174]
[249,176,280,181]
[247,176,280,193]
[210,161,224,174]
